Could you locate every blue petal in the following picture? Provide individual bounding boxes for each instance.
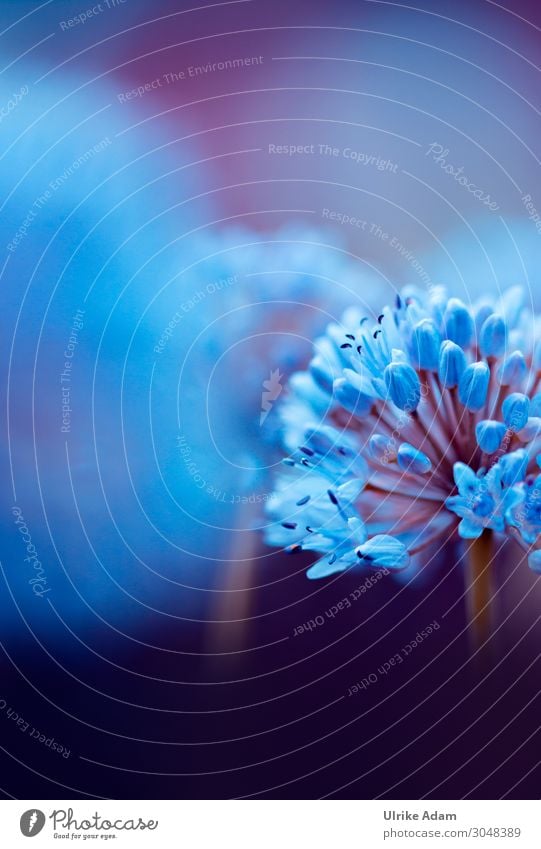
[443,298,475,348]
[337,479,366,504]
[383,362,421,411]
[458,361,490,411]
[356,535,410,570]
[517,417,541,443]
[453,462,478,495]
[334,374,373,416]
[438,340,467,388]
[497,285,525,328]
[498,351,526,388]
[502,393,530,431]
[499,449,528,486]
[475,420,506,454]
[289,372,330,411]
[474,303,493,334]
[371,377,388,399]
[485,462,503,496]
[368,434,394,463]
[397,443,432,474]
[530,393,541,417]
[307,556,349,580]
[411,319,441,371]
[458,518,484,539]
[445,495,471,519]
[528,550,541,574]
[310,355,335,394]
[346,517,368,546]
[479,313,507,358]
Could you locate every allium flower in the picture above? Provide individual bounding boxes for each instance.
[265,283,541,592]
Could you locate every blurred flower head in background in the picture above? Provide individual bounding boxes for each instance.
[167,225,390,508]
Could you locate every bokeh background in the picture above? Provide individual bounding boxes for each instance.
[1,0,540,799]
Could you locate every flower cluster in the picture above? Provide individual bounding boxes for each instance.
[265,284,541,578]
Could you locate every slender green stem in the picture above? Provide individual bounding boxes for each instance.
[466,530,494,654]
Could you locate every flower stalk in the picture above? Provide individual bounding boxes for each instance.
[466,530,494,654]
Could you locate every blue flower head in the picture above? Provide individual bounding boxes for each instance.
[265,284,541,578]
